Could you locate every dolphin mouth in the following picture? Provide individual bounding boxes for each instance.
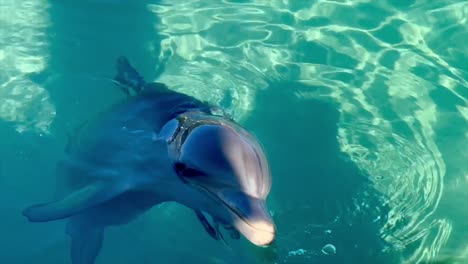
[219,194,276,247]
[190,182,275,246]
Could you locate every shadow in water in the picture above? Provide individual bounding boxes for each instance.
[44,0,163,134]
[0,120,66,263]
[244,81,400,264]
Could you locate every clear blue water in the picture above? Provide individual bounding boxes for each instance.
[0,0,467,263]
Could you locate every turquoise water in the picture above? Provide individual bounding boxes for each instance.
[1,0,467,263]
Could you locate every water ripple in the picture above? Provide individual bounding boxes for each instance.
[150,0,466,262]
[0,1,56,133]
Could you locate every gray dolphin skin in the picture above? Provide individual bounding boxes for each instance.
[22,57,275,264]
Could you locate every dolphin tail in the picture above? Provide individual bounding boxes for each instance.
[66,215,104,264]
[114,56,146,95]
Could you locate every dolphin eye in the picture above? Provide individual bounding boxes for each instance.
[174,162,205,178]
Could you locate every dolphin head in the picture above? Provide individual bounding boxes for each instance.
[166,111,275,246]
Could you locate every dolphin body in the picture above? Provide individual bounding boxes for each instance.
[23,57,275,264]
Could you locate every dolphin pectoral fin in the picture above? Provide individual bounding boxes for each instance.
[214,222,229,246]
[224,225,240,240]
[194,210,221,241]
[194,211,231,245]
[23,180,131,222]
[71,228,103,264]
[67,216,104,264]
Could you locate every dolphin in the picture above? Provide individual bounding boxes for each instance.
[23,57,275,264]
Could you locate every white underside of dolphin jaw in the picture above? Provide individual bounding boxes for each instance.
[230,211,276,246]
[180,182,276,246]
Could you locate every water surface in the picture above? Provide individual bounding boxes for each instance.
[0,0,467,263]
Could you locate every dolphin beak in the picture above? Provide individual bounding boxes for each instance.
[217,190,275,246]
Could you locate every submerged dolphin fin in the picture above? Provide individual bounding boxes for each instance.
[214,221,229,246]
[114,56,169,96]
[23,180,131,222]
[114,56,146,95]
[195,210,219,240]
[71,228,103,264]
[224,225,240,240]
[195,210,231,245]
[67,215,104,264]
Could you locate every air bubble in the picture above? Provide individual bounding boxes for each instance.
[321,244,336,255]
